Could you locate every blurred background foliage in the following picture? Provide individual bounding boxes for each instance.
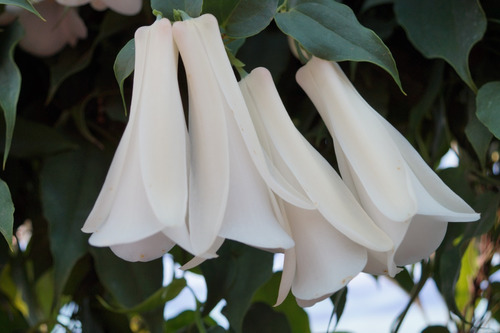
[0,0,499,332]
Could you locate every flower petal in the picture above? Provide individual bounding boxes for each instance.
[284,202,367,306]
[218,111,294,250]
[377,111,480,221]
[393,215,448,266]
[82,25,149,233]
[110,232,175,262]
[242,68,392,252]
[182,14,313,210]
[137,19,188,228]
[173,17,230,255]
[296,57,417,223]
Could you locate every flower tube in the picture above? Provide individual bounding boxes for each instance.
[82,18,189,262]
[0,0,87,57]
[239,67,392,306]
[296,57,480,276]
[172,14,297,257]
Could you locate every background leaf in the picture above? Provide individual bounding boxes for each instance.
[113,38,135,115]
[201,241,274,333]
[40,138,113,302]
[0,19,23,167]
[203,0,279,38]
[252,272,311,333]
[394,0,486,92]
[0,178,14,250]
[275,0,402,91]
[0,0,43,19]
[476,81,500,139]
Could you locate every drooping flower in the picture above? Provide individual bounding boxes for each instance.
[171,14,296,259]
[56,0,142,16]
[82,18,189,262]
[0,0,87,57]
[239,67,393,307]
[296,57,480,276]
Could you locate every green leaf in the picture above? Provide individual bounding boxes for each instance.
[0,19,23,167]
[252,272,311,333]
[98,278,186,314]
[203,0,279,38]
[0,117,78,158]
[0,178,14,251]
[465,112,492,169]
[40,139,113,302]
[113,39,135,115]
[421,326,451,333]
[394,0,486,92]
[201,241,274,333]
[90,247,163,309]
[329,287,347,329]
[242,302,292,333]
[275,0,403,91]
[476,81,500,140]
[46,11,141,103]
[0,0,43,20]
[151,0,202,20]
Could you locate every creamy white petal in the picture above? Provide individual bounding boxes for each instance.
[394,215,448,266]
[86,19,187,250]
[82,25,149,233]
[137,19,188,228]
[241,68,392,252]
[110,232,176,262]
[87,129,166,246]
[173,18,230,255]
[181,14,313,210]
[180,237,225,271]
[284,202,367,306]
[377,111,480,221]
[218,109,294,250]
[296,57,417,223]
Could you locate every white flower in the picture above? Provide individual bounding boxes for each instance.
[56,0,142,16]
[0,0,87,57]
[296,57,480,276]
[171,14,296,260]
[82,18,189,262]
[239,67,393,307]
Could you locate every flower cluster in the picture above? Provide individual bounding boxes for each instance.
[83,14,480,307]
[0,0,142,57]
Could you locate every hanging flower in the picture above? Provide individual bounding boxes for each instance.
[239,67,393,307]
[0,0,87,57]
[171,14,296,260]
[296,57,480,276]
[56,0,142,16]
[82,18,189,262]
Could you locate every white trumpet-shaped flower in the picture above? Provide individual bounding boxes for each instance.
[57,0,142,15]
[171,14,296,260]
[0,0,87,57]
[296,57,480,276]
[82,18,189,262]
[239,67,393,307]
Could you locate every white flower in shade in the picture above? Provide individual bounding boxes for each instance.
[171,14,298,262]
[56,0,142,15]
[296,57,480,276]
[239,67,393,307]
[82,18,189,262]
[0,0,87,57]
